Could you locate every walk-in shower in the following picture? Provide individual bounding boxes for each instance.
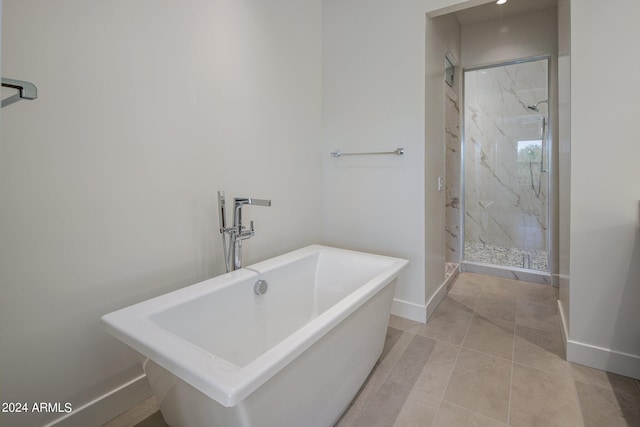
[461,57,552,283]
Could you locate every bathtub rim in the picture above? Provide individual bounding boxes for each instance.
[101,244,408,407]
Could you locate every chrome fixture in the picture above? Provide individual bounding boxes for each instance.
[2,78,38,108]
[527,99,548,112]
[330,147,404,158]
[525,112,549,198]
[217,191,271,272]
[254,279,269,295]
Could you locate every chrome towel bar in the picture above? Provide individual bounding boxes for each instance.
[2,78,38,108]
[330,148,404,158]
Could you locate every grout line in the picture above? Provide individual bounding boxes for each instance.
[507,316,517,426]
[441,289,477,396]
[470,275,516,426]
[572,383,588,427]
[564,361,588,427]
[428,273,478,426]
[458,346,515,364]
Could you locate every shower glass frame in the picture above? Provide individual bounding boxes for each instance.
[460,55,553,281]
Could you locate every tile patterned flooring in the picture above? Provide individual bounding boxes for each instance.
[105,272,640,427]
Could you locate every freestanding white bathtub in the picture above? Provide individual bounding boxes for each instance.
[102,245,408,427]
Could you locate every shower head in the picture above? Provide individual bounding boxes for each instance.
[527,99,548,112]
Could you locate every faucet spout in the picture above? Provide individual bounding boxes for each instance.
[248,198,271,207]
[234,197,272,207]
[228,196,272,271]
[233,198,271,237]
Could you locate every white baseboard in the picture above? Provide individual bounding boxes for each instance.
[44,366,152,427]
[391,267,459,325]
[557,300,640,380]
[425,277,452,322]
[391,298,427,324]
[566,339,640,380]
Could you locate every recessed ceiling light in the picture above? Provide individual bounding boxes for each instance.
[497,0,507,4]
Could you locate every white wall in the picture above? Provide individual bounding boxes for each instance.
[0,0,322,425]
[322,0,428,321]
[568,0,640,378]
[461,7,558,68]
[557,0,571,346]
[425,13,461,309]
[321,0,461,322]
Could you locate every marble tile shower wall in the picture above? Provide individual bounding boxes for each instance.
[463,60,548,255]
[445,66,461,263]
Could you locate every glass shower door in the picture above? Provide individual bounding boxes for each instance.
[463,58,549,273]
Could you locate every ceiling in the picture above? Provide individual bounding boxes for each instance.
[455,0,558,25]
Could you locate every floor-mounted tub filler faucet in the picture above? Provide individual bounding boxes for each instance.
[218,191,271,272]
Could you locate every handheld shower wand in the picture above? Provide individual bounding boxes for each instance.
[217,191,231,272]
[524,104,548,198]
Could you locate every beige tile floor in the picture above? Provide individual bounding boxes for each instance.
[104,272,640,427]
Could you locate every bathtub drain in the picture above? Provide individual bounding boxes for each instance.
[254,279,268,295]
